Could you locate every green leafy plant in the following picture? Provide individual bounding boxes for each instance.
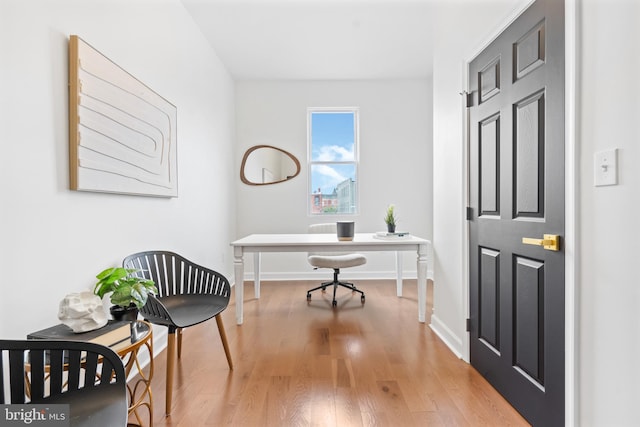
[94,267,157,309]
[384,204,397,226]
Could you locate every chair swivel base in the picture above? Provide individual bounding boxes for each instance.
[306,274,365,307]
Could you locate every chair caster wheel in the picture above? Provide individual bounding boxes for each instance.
[332,300,337,307]
[321,286,326,292]
[361,295,365,303]
[307,293,311,301]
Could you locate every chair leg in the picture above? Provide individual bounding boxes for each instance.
[307,268,365,306]
[306,280,332,294]
[165,329,176,415]
[177,328,183,359]
[337,281,365,295]
[215,314,233,370]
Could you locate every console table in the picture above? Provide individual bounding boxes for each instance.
[230,233,431,324]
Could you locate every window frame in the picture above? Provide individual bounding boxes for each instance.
[307,107,360,216]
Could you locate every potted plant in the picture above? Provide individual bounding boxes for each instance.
[94,267,157,321]
[384,204,397,233]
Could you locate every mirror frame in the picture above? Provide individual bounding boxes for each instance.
[240,144,301,186]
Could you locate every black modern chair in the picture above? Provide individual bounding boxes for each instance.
[0,339,128,427]
[306,223,367,307]
[122,250,233,415]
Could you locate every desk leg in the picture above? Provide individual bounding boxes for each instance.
[254,252,261,299]
[234,246,245,325]
[417,244,428,323]
[396,251,403,297]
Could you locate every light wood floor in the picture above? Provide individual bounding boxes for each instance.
[134,280,529,426]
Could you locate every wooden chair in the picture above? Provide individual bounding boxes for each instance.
[122,250,233,415]
[0,339,128,427]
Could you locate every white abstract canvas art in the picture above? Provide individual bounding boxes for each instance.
[69,35,178,197]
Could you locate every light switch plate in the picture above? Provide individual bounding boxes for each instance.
[594,148,618,186]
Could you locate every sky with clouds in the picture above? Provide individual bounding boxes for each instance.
[310,111,356,194]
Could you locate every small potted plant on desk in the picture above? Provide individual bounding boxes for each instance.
[384,204,397,233]
[94,267,158,321]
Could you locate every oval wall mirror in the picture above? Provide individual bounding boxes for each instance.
[240,145,301,185]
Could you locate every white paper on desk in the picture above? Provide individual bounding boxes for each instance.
[374,231,410,239]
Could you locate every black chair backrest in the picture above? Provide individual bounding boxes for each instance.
[0,339,125,404]
[123,250,230,299]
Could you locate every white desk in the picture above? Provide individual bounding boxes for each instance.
[230,233,431,325]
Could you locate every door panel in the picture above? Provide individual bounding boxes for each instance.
[513,255,544,385]
[480,114,500,214]
[479,247,500,350]
[514,91,545,217]
[468,0,565,425]
[514,21,546,80]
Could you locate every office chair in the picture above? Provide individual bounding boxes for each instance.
[0,339,128,427]
[122,251,233,415]
[306,223,367,307]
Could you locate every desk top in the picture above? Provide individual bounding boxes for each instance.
[231,233,431,258]
[231,232,430,250]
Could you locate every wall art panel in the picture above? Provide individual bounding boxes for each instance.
[69,35,178,197]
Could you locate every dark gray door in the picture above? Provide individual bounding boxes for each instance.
[468,0,565,425]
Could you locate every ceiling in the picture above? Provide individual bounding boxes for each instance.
[181,0,438,80]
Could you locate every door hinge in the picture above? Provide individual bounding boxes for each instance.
[466,318,471,332]
[466,207,473,221]
[466,91,474,108]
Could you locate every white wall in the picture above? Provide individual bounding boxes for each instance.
[0,0,236,340]
[431,0,640,425]
[235,80,433,279]
[579,1,640,425]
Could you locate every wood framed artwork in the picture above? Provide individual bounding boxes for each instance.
[69,35,178,197]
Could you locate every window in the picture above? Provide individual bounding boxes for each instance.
[308,108,359,215]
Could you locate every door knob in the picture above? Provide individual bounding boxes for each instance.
[522,234,560,251]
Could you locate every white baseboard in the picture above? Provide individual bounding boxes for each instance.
[430,314,463,359]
